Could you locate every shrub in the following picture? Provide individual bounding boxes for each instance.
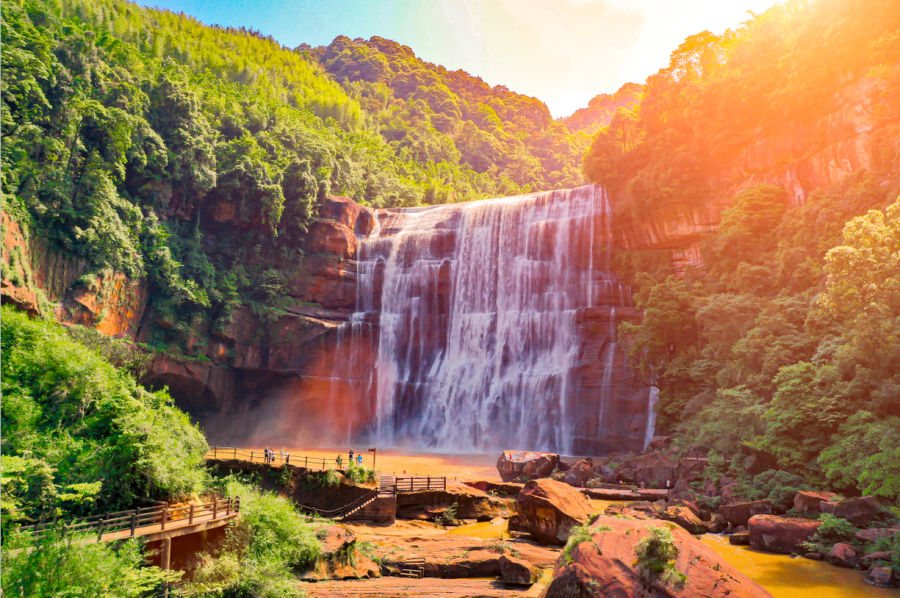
[181,478,323,597]
[562,524,612,563]
[346,465,377,485]
[1,306,209,523]
[633,525,687,588]
[746,470,811,512]
[1,530,179,597]
[801,513,860,555]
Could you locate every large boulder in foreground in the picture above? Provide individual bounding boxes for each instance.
[497,451,559,482]
[749,515,821,554]
[542,516,773,598]
[515,479,593,544]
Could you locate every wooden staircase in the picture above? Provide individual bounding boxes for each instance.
[397,557,425,578]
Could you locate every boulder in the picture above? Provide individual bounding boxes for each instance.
[748,515,821,555]
[668,478,697,504]
[865,567,896,588]
[706,513,728,534]
[721,500,773,527]
[595,464,616,483]
[856,528,900,543]
[563,459,593,487]
[720,482,740,504]
[498,555,538,586]
[462,480,524,497]
[793,491,838,516]
[618,452,678,488]
[827,542,860,568]
[649,435,672,451]
[729,531,750,545]
[319,195,375,235]
[858,551,898,569]
[662,504,708,535]
[302,525,380,580]
[497,451,559,483]
[515,479,593,545]
[542,516,773,598]
[820,496,889,527]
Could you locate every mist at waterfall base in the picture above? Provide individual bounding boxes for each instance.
[216,185,657,456]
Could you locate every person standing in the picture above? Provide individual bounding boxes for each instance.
[264,447,270,463]
[349,449,354,466]
[285,451,290,465]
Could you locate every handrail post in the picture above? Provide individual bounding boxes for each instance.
[234,448,237,460]
[189,504,195,525]
[214,446,217,459]
[161,503,168,530]
[305,456,308,468]
[427,476,431,490]
[213,497,218,520]
[226,498,231,517]
[131,509,137,536]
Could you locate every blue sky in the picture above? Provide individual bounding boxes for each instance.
[140,0,779,118]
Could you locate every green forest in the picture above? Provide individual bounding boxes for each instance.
[590,0,900,500]
[2,0,900,593]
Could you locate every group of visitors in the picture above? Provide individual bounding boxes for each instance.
[336,449,365,468]
[263,446,289,464]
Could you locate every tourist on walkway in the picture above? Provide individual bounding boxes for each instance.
[265,447,270,463]
[357,454,363,467]
[336,454,342,468]
[285,452,290,464]
[349,449,354,465]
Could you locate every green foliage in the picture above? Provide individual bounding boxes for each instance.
[435,502,458,527]
[633,525,686,588]
[745,470,811,512]
[1,530,180,597]
[801,514,860,555]
[562,524,611,563]
[183,478,322,597]
[345,465,377,485]
[1,306,209,525]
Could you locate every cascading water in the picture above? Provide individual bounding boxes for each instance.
[338,184,647,453]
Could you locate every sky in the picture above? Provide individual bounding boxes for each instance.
[140,0,780,118]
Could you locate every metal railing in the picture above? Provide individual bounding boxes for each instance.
[386,475,447,492]
[208,446,339,470]
[16,497,240,541]
[295,488,380,519]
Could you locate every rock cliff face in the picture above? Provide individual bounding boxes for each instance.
[1,75,882,451]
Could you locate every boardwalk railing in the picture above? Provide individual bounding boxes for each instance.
[295,488,381,519]
[16,497,240,541]
[386,475,447,492]
[209,446,337,470]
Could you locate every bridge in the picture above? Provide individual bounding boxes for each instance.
[17,497,240,572]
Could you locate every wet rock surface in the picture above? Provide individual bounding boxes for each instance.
[748,515,821,555]
[542,515,773,598]
[497,451,559,483]
[515,479,594,544]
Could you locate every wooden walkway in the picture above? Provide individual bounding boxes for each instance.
[18,498,240,544]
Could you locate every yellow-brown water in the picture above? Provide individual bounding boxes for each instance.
[447,520,511,539]
[702,534,894,598]
[240,447,500,480]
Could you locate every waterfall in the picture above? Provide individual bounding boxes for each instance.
[335,184,643,453]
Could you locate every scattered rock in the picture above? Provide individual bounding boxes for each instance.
[515,479,593,544]
[803,552,823,560]
[649,436,672,451]
[542,516,773,598]
[858,551,898,569]
[662,504,708,535]
[721,500,773,527]
[462,480,524,497]
[498,555,538,586]
[706,512,728,534]
[563,459,593,487]
[748,515,821,555]
[497,451,559,483]
[827,542,860,568]
[820,496,889,527]
[855,528,900,543]
[303,525,381,580]
[793,491,838,516]
[730,531,750,545]
[618,452,678,489]
[865,566,896,588]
